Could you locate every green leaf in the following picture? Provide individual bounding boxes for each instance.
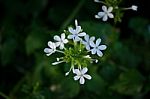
[111,69,144,95]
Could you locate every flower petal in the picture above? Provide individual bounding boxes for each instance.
[90,36,95,41]
[59,43,64,49]
[55,42,61,47]
[91,48,97,54]
[74,75,80,80]
[96,38,101,46]
[75,36,81,41]
[68,27,75,34]
[74,69,81,75]
[76,26,81,33]
[98,12,105,17]
[80,77,85,84]
[75,19,78,27]
[102,5,107,12]
[84,35,89,41]
[83,74,92,80]
[63,39,68,44]
[48,41,55,48]
[86,45,90,51]
[90,41,95,47]
[108,13,114,18]
[54,35,61,41]
[108,7,113,12]
[78,32,86,37]
[98,45,107,50]
[61,33,65,40]
[68,34,75,39]
[44,48,52,53]
[95,15,101,19]
[97,50,103,57]
[102,14,108,21]
[81,67,88,74]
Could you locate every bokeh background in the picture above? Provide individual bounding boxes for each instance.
[0,0,150,99]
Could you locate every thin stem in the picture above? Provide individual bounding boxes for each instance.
[56,50,64,54]
[0,92,10,99]
[60,0,86,30]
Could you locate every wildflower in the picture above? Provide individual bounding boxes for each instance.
[82,35,95,51]
[95,5,114,21]
[90,38,107,57]
[74,67,92,84]
[44,41,56,56]
[68,20,86,42]
[54,33,68,49]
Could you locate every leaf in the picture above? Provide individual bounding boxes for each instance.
[111,69,144,95]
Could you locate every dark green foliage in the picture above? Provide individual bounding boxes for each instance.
[0,0,149,99]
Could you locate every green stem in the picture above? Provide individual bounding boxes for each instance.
[0,92,10,99]
[60,0,86,30]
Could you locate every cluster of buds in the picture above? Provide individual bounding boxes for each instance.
[44,20,107,84]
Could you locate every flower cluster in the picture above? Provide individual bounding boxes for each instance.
[44,20,107,84]
[94,0,138,22]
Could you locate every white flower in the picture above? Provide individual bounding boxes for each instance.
[68,20,86,42]
[74,67,92,84]
[95,5,114,21]
[82,35,95,51]
[54,33,68,49]
[44,41,56,56]
[90,38,107,57]
[131,5,138,11]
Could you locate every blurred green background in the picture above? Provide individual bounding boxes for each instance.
[0,0,150,99]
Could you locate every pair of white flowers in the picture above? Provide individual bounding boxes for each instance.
[94,0,138,21]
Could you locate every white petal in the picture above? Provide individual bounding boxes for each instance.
[84,35,89,41]
[55,42,61,47]
[61,33,65,40]
[107,7,113,12]
[86,45,90,51]
[78,32,86,37]
[98,45,107,50]
[75,19,78,27]
[59,43,64,49]
[44,48,52,53]
[74,75,80,80]
[96,38,101,46]
[91,48,97,54]
[90,36,95,41]
[63,39,68,44]
[83,74,92,80]
[76,26,81,33]
[90,41,95,47]
[102,5,107,12]
[54,35,61,41]
[68,34,75,39]
[81,67,88,74]
[48,41,53,48]
[108,13,114,18]
[98,12,105,17]
[97,50,103,57]
[74,69,81,75]
[95,15,101,19]
[74,36,81,41]
[102,15,108,21]
[68,27,75,34]
[79,77,85,84]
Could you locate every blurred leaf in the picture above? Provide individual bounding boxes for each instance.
[85,73,107,95]
[111,69,144,95]
[1,38,17,65]
[129,17,150,41]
